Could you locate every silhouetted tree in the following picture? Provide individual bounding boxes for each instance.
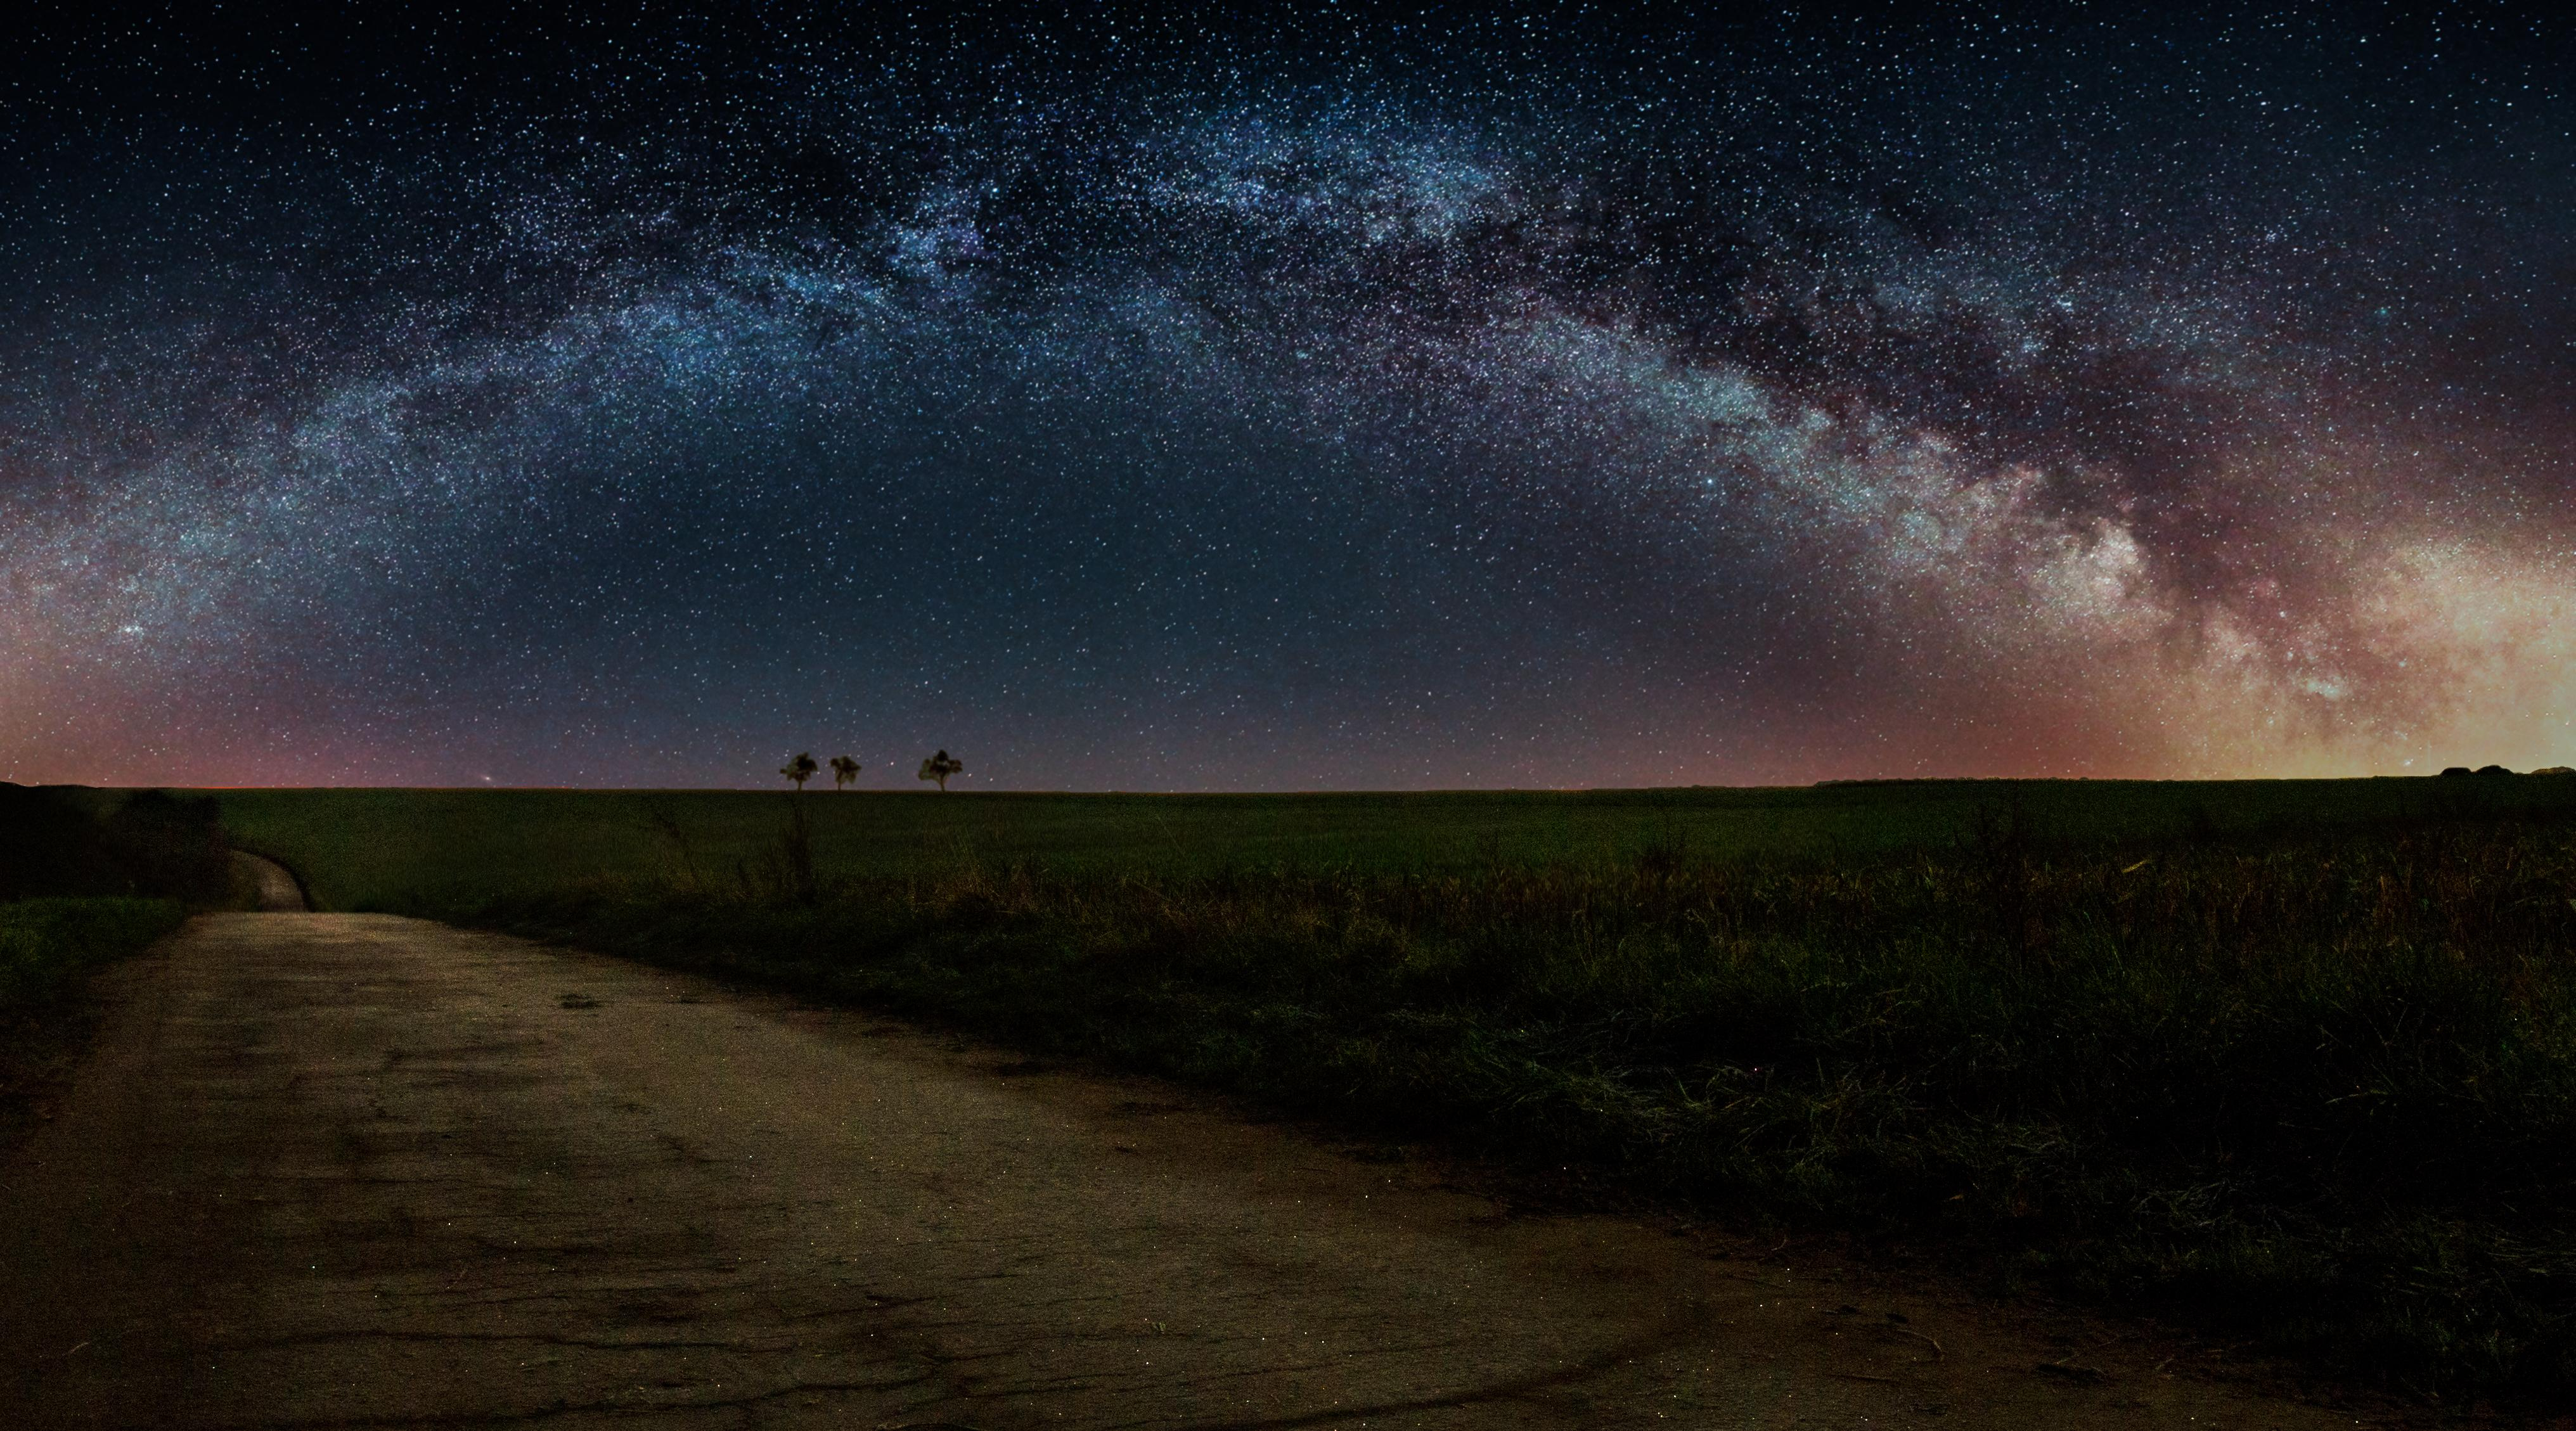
[780,752,820,790]
[830,755,860,790]
[918,749,962,792]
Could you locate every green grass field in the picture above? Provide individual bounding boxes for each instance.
[209,775,2576,1402]
[215,776,2571,913]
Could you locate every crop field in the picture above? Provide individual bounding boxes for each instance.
[212,775,2576,1401]
[217,776,2572,912]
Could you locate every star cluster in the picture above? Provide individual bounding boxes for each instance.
[4,4,2572,787]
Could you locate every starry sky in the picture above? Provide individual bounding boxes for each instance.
[5,3,2573,790]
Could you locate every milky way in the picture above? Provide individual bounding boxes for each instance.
[4,6,2572,788]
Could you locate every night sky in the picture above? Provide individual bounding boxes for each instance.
[6,4,2572,790]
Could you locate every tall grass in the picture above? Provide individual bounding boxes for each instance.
[430,796,2576,1399]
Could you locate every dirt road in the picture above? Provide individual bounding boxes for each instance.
[231,852,309,912]
[0,914,2378,1428]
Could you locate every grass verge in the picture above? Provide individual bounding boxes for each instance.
[406,796,2576,1404]
[0,899,190,1010]
[0,898,191,1147]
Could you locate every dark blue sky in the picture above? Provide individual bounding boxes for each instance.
[6,3,2572,788]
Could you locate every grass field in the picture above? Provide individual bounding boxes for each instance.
[216,776,2573,911]
[211,775,2576,1402]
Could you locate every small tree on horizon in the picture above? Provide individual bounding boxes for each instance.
[918,749,963,792]
[829,755,860,790]
[780,752,820,791]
